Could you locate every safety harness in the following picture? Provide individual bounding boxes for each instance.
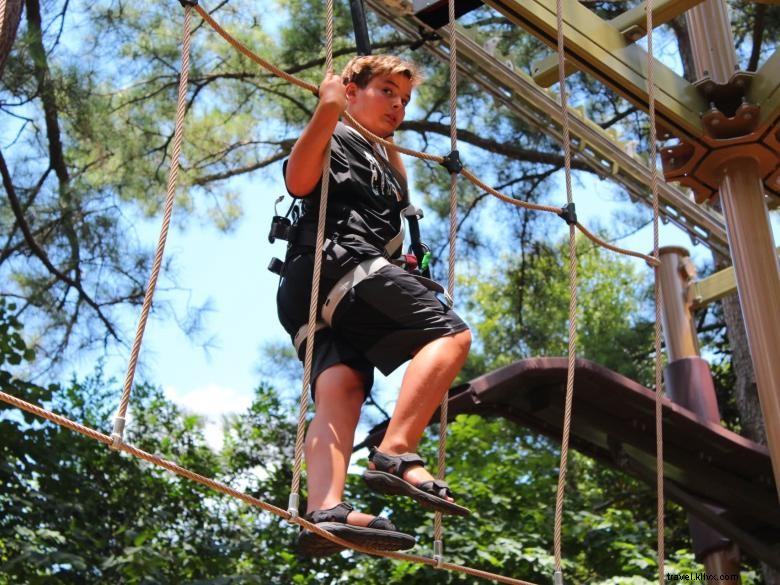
[269,198,448,353]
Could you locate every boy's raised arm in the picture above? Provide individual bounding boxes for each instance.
[285,71,346,197]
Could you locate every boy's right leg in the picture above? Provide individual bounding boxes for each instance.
[300,363,416,555]
[305,363,376,527]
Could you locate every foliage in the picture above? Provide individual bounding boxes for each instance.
[0,304,314,583]
[461,233,656,386]
[0,300,769,583]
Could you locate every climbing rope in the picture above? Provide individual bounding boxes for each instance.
[644,0,666,582]
[432,0,459,564]
[287,0,336,520]
[550,0,578,580]
[0,0,6,45]
[111,1,195,447]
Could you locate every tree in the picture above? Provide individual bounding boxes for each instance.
[0,0,630,366]
[2,0,774,370]
[1,293,766,584]
[460,233,656,385]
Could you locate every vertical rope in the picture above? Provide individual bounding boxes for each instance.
[645,1,665,582]
[288,0,336,516]
[552,0,578,580]
[0,0,6,44]
[433,0,459,564]
[111,4,194,446]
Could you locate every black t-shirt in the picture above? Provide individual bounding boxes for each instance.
[284,122,409,259]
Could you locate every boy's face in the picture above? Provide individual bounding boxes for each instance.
[345,72,412,138]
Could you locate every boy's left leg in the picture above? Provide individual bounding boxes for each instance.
[328,264,473,514]
[371,328,471,506]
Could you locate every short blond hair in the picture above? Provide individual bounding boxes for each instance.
[341,55,423,89]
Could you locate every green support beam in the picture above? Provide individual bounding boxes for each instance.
[691,248,780,309]
[532,0,707,87]
[483,0,708,141]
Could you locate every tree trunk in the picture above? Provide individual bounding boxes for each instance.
[668,16,696,82]
[0,0,23,79]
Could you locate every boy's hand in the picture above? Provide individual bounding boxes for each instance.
[317,71,346,112]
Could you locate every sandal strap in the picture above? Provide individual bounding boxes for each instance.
[369,447,425,478]
[304,502,353,524]
[367,516,398,531]
[305,502,398,532]
[418,479,453,499]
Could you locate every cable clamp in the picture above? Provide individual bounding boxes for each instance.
[558,202,577,225]
[287,493,300,522]
[433,540,443,567]
[178,0,198,7]
[440,150,463,174]
[553,570,564,585]
[110,416,126,450]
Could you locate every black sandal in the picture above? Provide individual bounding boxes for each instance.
[296,502,416,556]
[362,448,471,517]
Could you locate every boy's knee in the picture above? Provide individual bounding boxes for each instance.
[451,328,472,358]
[314,364,368,405]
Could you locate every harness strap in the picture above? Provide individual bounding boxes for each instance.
[321,256,390,325]
[293,320,327,354]
[293,256,452,353]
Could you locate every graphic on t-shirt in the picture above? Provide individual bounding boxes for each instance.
[364,148,403,202]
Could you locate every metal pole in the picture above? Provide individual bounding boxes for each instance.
[658,247,742,580]
[658,247,699,360]
[685,0,737,82]
[719,158,780,500]
[349,0,372,55]
[685,0,780,502]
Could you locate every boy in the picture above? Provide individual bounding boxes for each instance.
[277,55,471,556]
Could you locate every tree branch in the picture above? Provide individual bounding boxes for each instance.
[281,39,416,77]
[400,119,593,172]
[0,147,120,341]
[192,145,293,185]
[599,106,637,130]
[747,3,766,72]
[26,0,86,307]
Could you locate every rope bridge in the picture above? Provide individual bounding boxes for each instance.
[0,0,669,583]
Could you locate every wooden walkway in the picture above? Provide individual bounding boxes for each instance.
[360,358,780,568]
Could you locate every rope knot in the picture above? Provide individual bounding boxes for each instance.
[558,202,577,225]
[440,150,463,174]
